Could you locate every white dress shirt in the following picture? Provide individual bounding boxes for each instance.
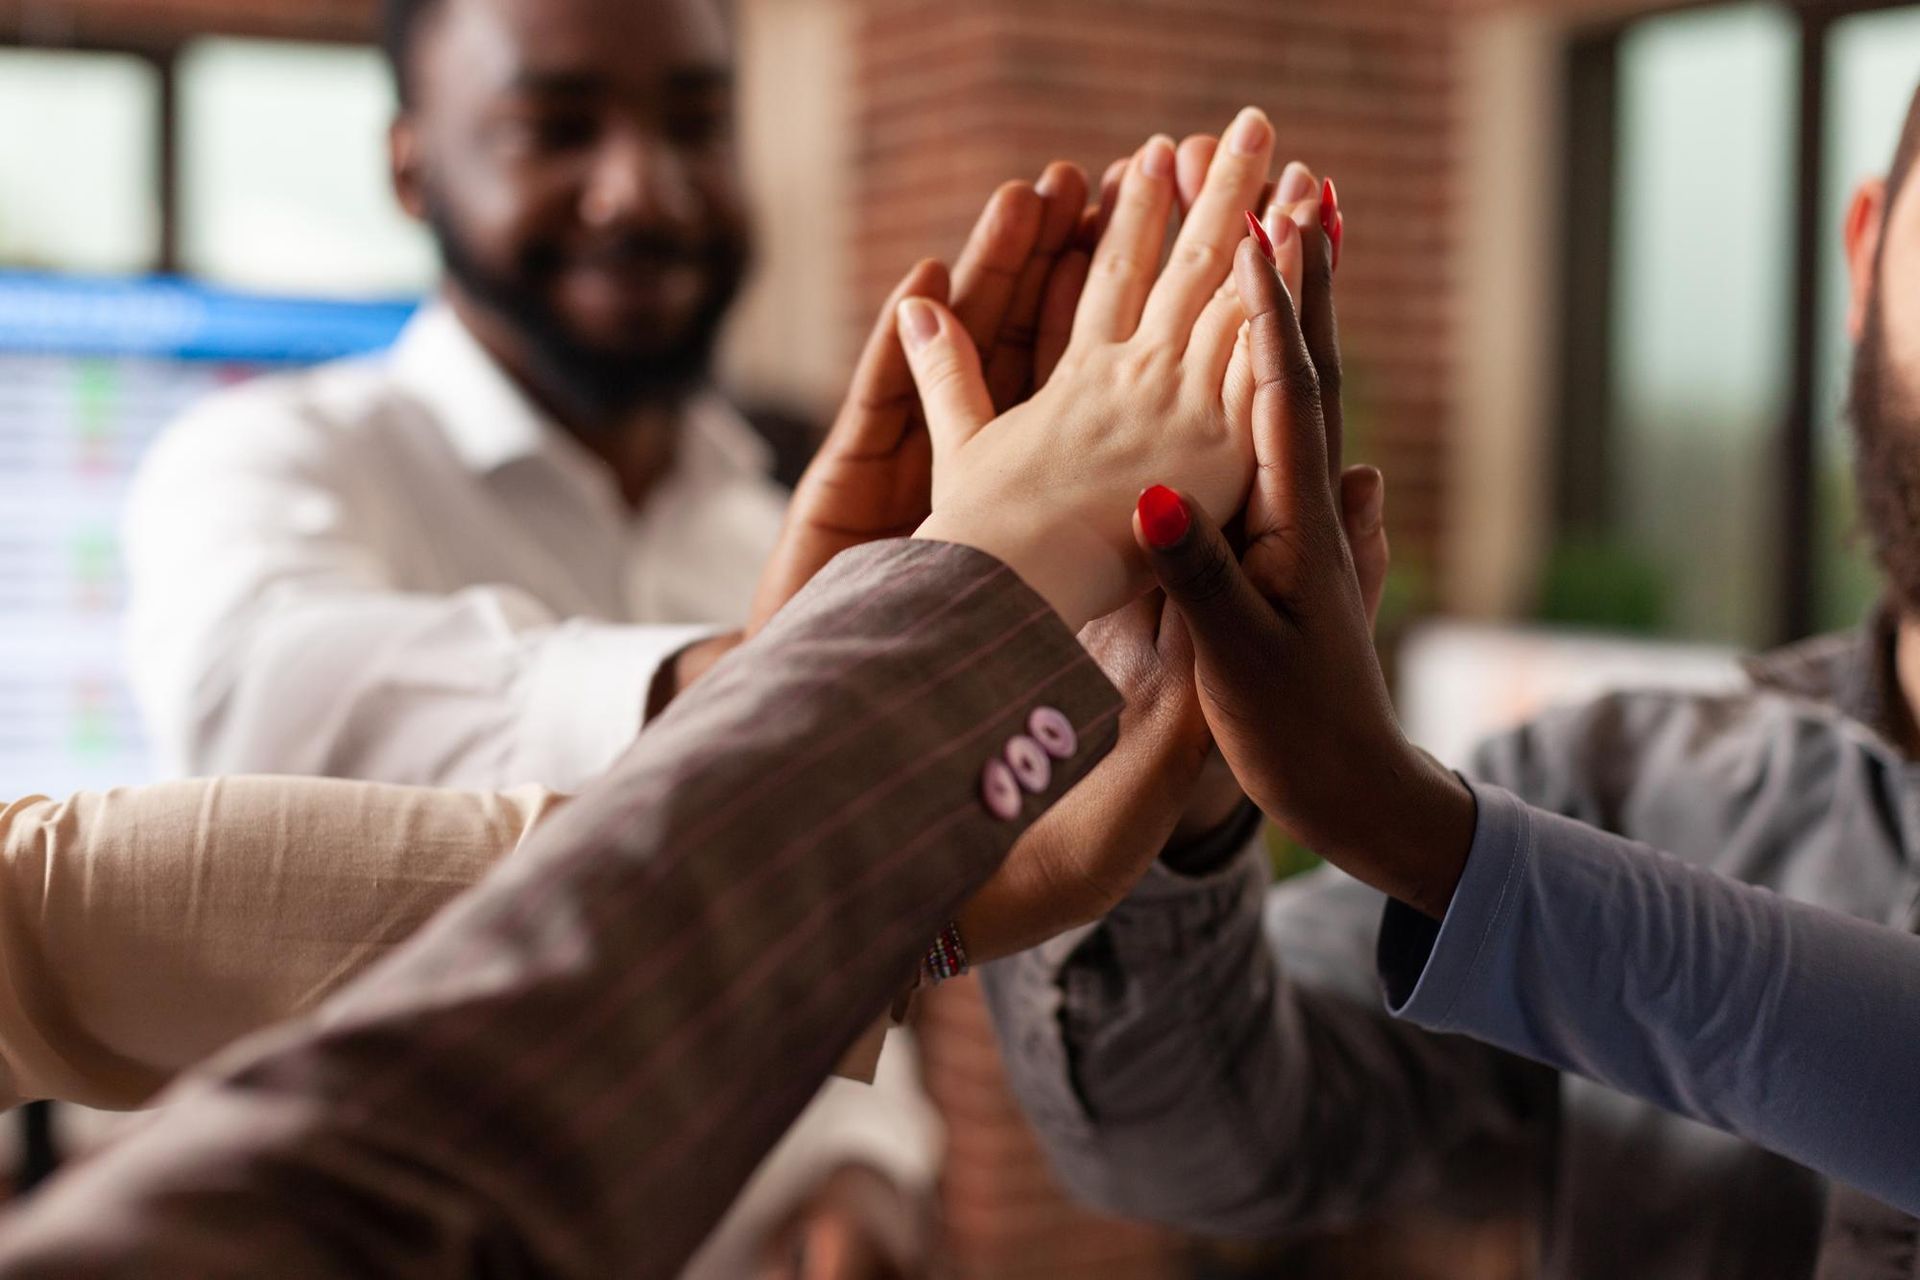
[122,304,940,1276]
[125,305,790,791]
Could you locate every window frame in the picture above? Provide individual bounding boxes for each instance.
[0,11,380,276]
[1556,0,1918,645]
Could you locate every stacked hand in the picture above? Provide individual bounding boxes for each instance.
[1136,206,1476,922]
[749,106,1435,964]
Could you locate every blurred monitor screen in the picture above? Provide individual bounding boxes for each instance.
[0,273,413,800]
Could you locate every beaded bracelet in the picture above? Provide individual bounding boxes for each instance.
[921,920,970,985]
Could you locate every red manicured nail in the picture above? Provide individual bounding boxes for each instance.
[1244,210,1276,265]
[1138,486,1191,550]
[1320,178,1342,272]
[1332,212,1344,272]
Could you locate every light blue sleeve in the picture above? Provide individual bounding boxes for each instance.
[1380,781,1920,1215]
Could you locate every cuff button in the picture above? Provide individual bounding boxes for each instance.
[1029,706,1077,759]
[1006,734,1053,793]
[981,759,1023,821]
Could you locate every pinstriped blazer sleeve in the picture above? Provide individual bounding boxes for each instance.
[0,539,1122,1280]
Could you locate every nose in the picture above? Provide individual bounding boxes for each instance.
[579,128,701,232]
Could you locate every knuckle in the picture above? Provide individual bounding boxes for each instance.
[1173,239,1227,276]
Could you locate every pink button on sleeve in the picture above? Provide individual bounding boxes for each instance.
[1005,735,1052,793]
[1029,706,1077,759]
[981,759,1023,821]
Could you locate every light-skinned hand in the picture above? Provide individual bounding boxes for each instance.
[907,110,1286,631]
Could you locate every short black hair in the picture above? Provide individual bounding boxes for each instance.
[381,0,445,106]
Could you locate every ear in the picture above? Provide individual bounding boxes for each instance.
[390,115,428,222]
[1845,177,1888,342]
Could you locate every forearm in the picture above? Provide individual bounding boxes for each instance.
[982,845,1544,1236]
[0,780,560,1110]
[0,541,1122,1279]
[1385,782,1920,1217]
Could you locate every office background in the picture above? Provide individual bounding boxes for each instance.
[2,0,1917,1275]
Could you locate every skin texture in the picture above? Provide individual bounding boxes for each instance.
[1138,240,1476,922]
[897,116,1391,960]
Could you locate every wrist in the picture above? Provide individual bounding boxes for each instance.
[913,508,1129,632]
[1324,738,1475,920]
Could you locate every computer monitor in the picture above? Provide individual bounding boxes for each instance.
[0,273,414,800]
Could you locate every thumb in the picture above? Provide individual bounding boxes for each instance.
[897,296,994,469]
[1133,486,1276,663]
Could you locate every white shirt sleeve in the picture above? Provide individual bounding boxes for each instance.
[123,392,717,793]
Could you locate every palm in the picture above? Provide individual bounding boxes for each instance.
[747,166,1090,635]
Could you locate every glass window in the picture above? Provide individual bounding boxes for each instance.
[1604,2,1798,645]
[0,49,161,275]
[1813,6,1920,631]
[178,38,434,297]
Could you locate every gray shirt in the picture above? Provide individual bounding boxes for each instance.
[1385,780,1920,1219]
[982,616,1920,1278]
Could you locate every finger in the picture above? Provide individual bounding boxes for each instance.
[897,297,994,464]
[1175,134,1218,215]
[1033,248,1090,388]
[1288,178,1345,485]
[949,181,1045,358]
[1273,160,1317,207]
[1086,157,1128,250]
[1134,486,1284,665]
[827,258,951,456]
[1072,134,1178,343]
[1140,106,1275,345]
[984,162,1089,409]
[1340,465,1389,627]
[1191,210,1302,395]
[1233,236,1338,540]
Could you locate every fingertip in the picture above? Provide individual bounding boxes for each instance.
[1176,134,1219,210]
[897,296,945,353]
[1344,465,1386,532]
[1037,160,1089,209]
[1276,160,1316,206]
[905,256,949,298]
[1138,484,1193,552]
[1139,134,1177,181]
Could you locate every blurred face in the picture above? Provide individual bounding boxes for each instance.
[1849,165,1920,609]
[391,0,749,422]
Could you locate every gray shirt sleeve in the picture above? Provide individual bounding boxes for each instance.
[980,834,1553,1238]
[1383,781,1920,1218]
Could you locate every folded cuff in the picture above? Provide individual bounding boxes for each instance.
[1378,780,1531,1029]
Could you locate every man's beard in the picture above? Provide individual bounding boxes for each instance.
[1850,286,1920,613]
[427,198,747,428]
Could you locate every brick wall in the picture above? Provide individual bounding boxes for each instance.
[846,0,1464,603]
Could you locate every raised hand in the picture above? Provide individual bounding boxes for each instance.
[745,165,1091,636]
[906,111,1284,633]
[1138,227,1475,922]
[898,108,1299,960]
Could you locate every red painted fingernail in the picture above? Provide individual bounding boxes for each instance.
[1333,211,1345,272]
[1320,178,1342,272]
[1245,210,1276,265]
[1138,486,1191,550]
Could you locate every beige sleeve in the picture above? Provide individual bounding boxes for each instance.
[0,778,565,1112]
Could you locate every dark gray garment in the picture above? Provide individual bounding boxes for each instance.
[1382,781,1920,1218]
[981,614,1920,1279]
